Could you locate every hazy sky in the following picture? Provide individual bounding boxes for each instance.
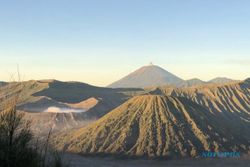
[0,0,250,86]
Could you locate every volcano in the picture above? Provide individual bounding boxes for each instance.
[55,95,250,158]
[108,64,184,88]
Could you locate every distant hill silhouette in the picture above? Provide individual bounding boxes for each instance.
[208,77,236,84]
[179,78,206,87]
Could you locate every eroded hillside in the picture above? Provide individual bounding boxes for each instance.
[54,95,250,158]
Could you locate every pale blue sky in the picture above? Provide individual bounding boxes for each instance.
[0,0,250,86]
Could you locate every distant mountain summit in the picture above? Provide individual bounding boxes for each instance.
[208,77,235,84]
[108,64,184,88]
[180,78,205,87]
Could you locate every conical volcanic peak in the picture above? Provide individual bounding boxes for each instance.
[54,95,250,158]
[108,65,184,88]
